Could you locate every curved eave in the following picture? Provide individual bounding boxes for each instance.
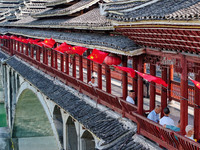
[111,20,200,27]
[2,23,114,30]
[32,0,99,19]
[45,0,74,7]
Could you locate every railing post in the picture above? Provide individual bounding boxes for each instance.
[138,55,143,115]
[161,66,167,117]
[45,48,48,65]
[65,53,69,74]
[79,55,83,81]
[132,57,138,102]
[87,50,91,82]
[42,46,46,64]
[105,64,111,93]
[98,64,102,89]
[180,55,188,134]
[150,64,156,111]
[60,53,64,72]
[194,64,200,140]
[25,43,29,56]
[54,50,58,69]
[51,49,54,67]
[36,46,40,62]
[10,39,13,56]
[122,55,128,100]
[72,55,76,77]
[31,45,34,58]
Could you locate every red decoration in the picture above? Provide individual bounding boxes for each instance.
[2,35,10,39]
[0,36,3,39]
[28,39,40,44]
[72,46,87,55]
[41,38,55,48]
[87,49,108,64]
[54,42,73,53]
[189,77,200,89]
[114,66,135,78]
[35,42,44,47]
[104,54,121,65]
[136,71,168,87]
[10,35,17,39]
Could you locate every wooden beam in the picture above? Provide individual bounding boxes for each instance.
[168,65,173,102]
[150,64,156,111]
[122,56,128,100]
[180,55,188,134]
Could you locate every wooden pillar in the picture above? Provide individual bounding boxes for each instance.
[168,65,173,101]
[21,43,24,54]
[25,44,29,56]
[60,53,64,72]
[150,64,156,111]
[42,46,46,64]
[87,50,91,82]
[54,51,58,69]
[31,45,34,58]
[132,57,138,99]
[138,55,144,115]
[105,64,111,93]
[180,55,188,134]
[79,55,83,81]
[161,66,167,117]
[17,41,20,52]
[36,46,40,61]
[45,48,48,65]
[98,64,102,89]
[65,53,69,74]
[194,69,200,140]
[72,55,76,78]
[51,49,54,67]
[122,56,128,100]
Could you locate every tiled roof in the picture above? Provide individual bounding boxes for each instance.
[0,52,147,149]
[104,0,200,22]
[0,27,141,55]
[45,0,74,7]
[13,8,112,29]
[32,0,100,18]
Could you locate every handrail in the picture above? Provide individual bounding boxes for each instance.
[0,38,199,149]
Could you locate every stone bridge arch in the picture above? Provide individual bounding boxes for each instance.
[12,82,61,150]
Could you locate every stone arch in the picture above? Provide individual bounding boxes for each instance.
[13,83,61,150]
[66,116,78,150]
[81,130,95,150]
[53,105,63,146]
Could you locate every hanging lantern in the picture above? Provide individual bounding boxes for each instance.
[104,54,121,65]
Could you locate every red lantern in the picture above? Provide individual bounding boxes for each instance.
[104,54,121,65]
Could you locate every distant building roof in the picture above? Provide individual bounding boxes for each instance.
[104,0,200,22]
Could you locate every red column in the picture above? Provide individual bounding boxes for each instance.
[72,55,76,78]
[98,64,102,89]
[36,46,40,61]
[105,64,111,93]
[54,51,58,69]
[122,56,128,100]
[168,65,173,102]
[138,55,143,115]
[87,50,91,82]
[132,57,138,99]
[60,53,64,72]
[31,46,34,58]
[194,69,200,140]
[65,53,69,74]
[51,49,54,67]
[25,43,29,56]
[161,66,167,117]
[150,64,156,111]
[180,55,188,134]
[42,46,46,64]
[79,55,83,81]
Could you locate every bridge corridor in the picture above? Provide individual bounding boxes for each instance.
[0,51,152,150]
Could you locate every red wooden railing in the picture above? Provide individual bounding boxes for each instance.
[0,38,199,150]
